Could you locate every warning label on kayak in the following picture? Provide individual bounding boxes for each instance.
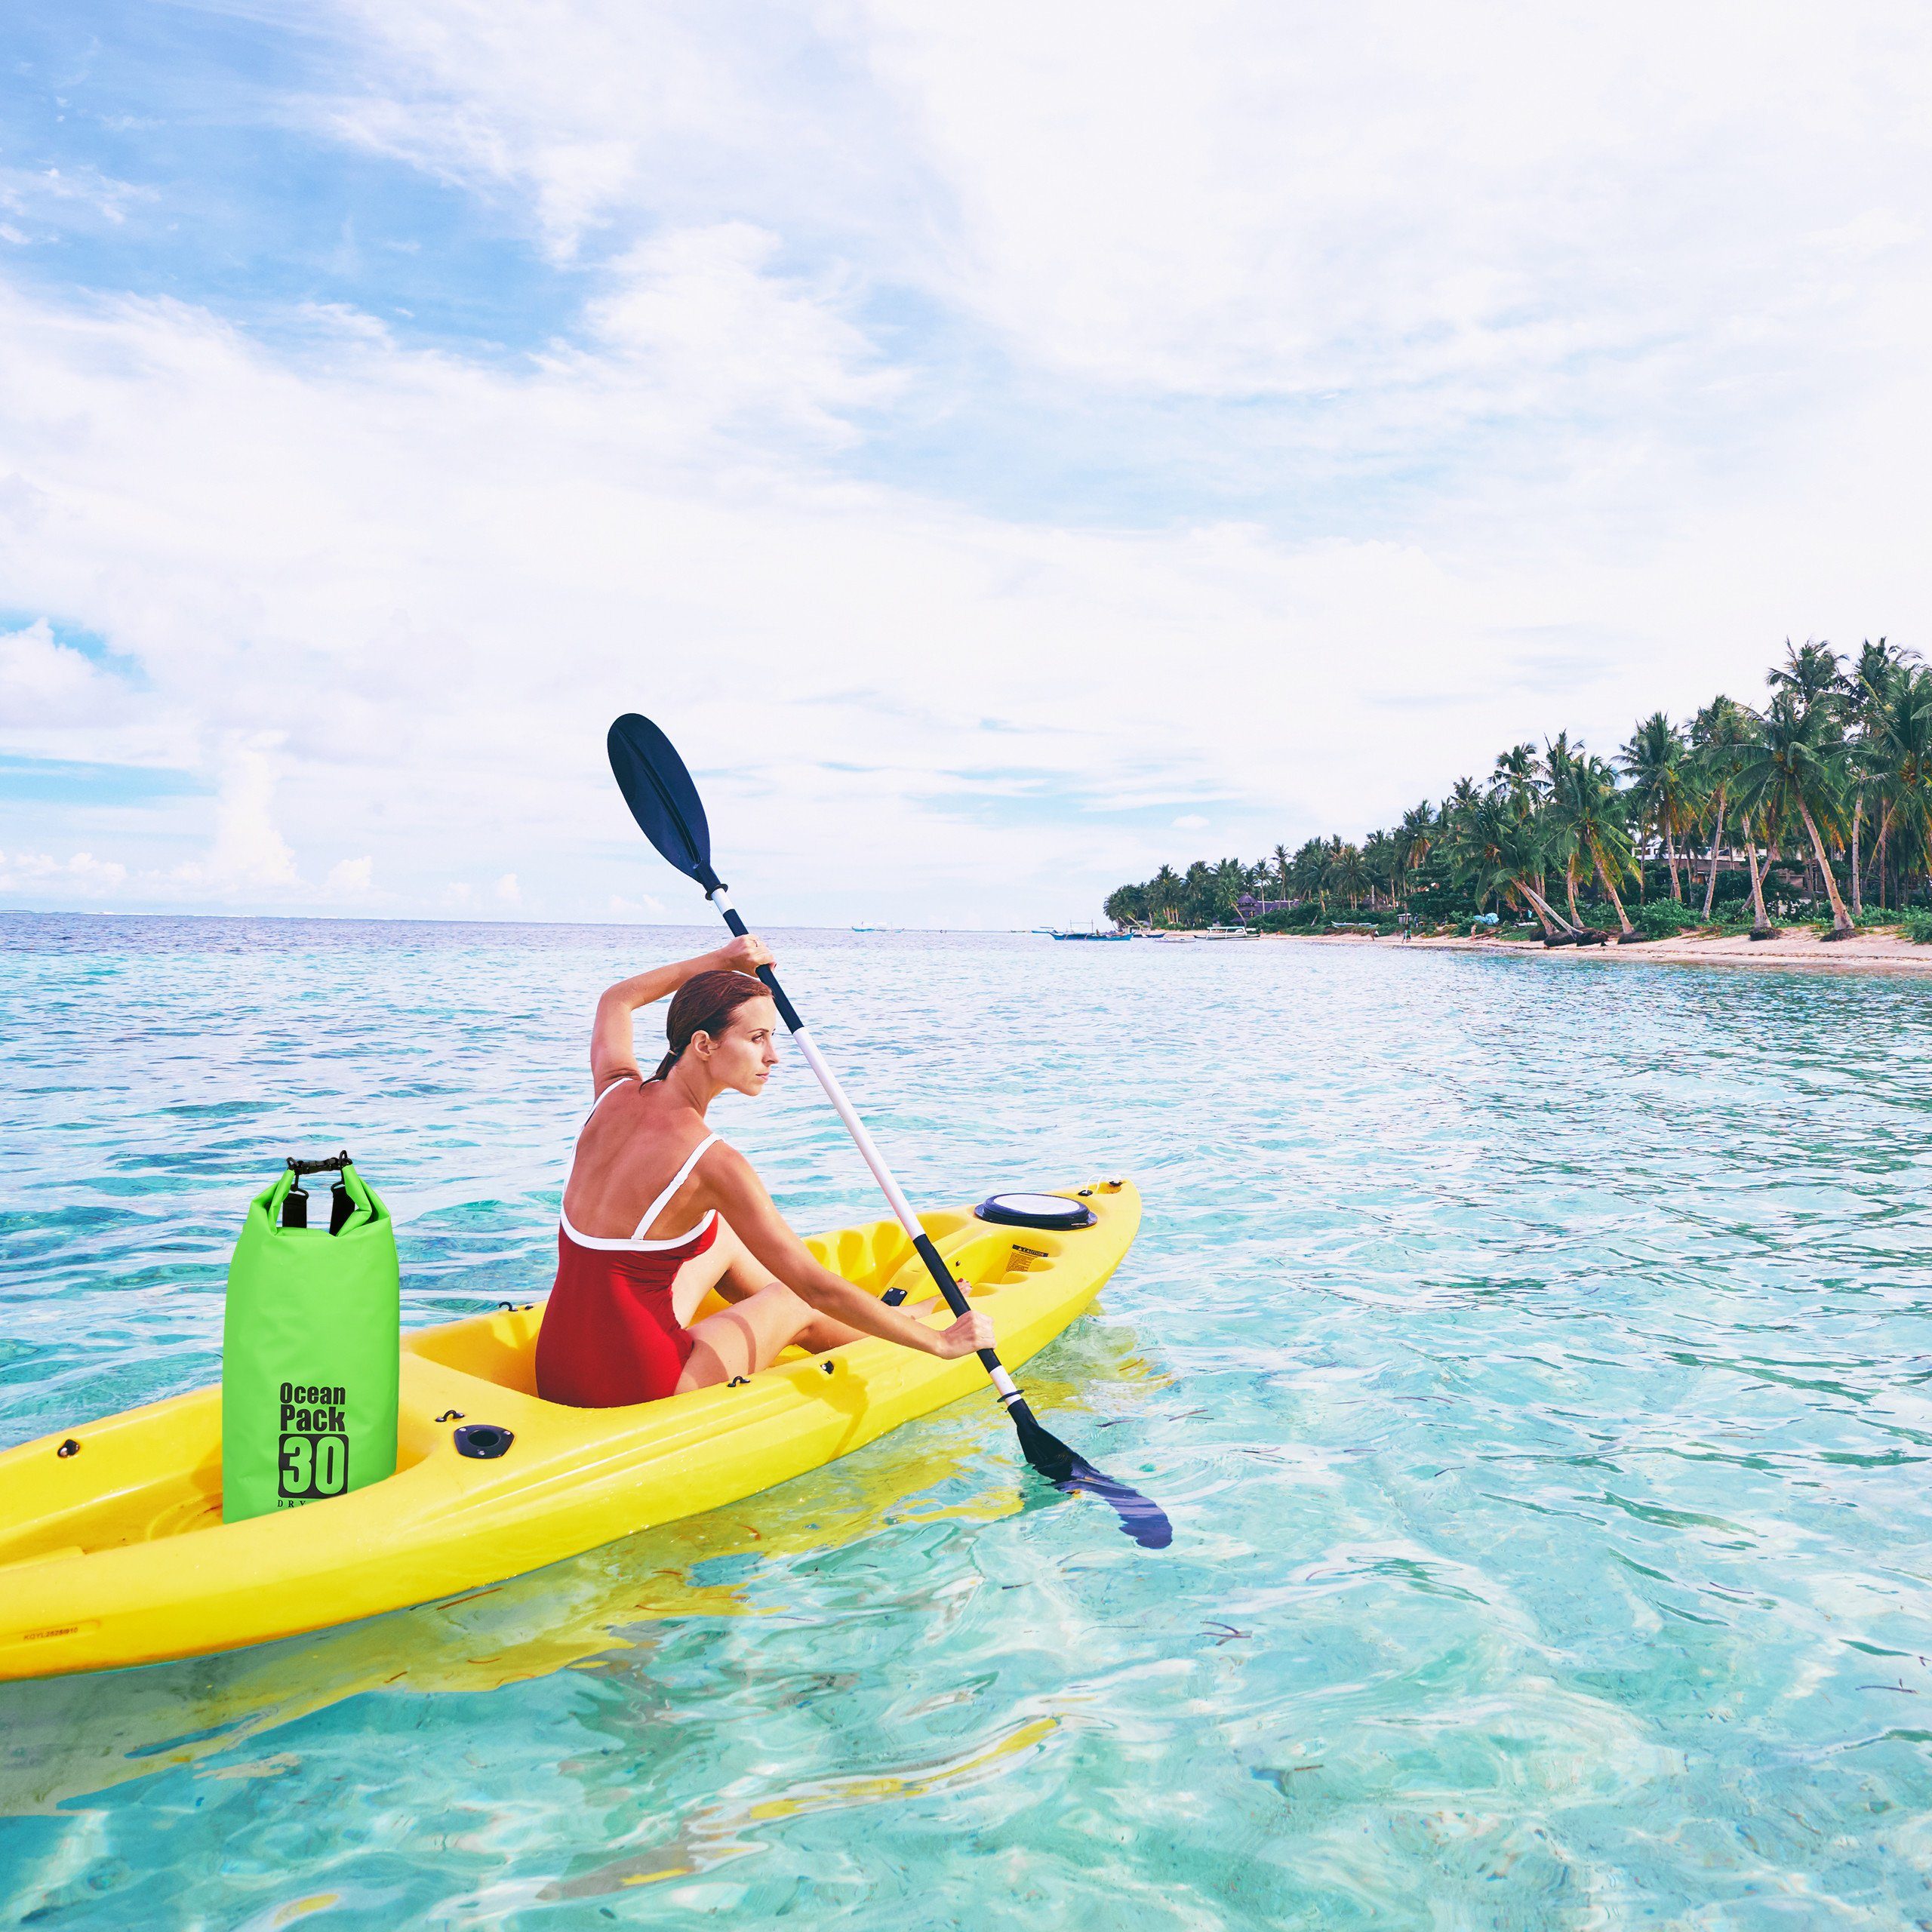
[276,1378,349,1506]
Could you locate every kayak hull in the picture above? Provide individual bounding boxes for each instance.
[0,1180,1139,1681]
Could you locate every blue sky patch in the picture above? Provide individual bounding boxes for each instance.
[5,2,580,361]
[0,755,205,804]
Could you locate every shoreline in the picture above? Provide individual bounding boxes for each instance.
[1255,927,1932,974]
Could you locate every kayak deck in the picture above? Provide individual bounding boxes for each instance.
[0,1180,1139,1680]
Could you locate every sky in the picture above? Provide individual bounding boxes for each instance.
[2,2,1929,927]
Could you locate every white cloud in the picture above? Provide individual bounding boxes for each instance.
[0,849,128,894]
[323,3,909,259]
[0,261,1925,921]
[2,5,1930,920]
[494,871,521,905]
[316,2,1932,468]
[326,854,375,897]
[0,621,134,728]
[0,165,155,234]
[166,737,300,896]
[580,224,897,441]
[607,891,669,919]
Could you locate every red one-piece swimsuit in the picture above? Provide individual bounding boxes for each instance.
[535,1078,722,1407]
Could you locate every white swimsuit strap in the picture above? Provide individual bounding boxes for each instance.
[631,1134,720,1240]
[578,1074,638,1141]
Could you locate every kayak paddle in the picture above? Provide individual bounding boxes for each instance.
[606,712,1172,1549]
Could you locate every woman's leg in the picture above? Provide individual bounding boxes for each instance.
[678,1221,867,1358]
[678,1281,857,1392]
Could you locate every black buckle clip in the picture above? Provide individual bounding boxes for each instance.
[287,1151,352,1178]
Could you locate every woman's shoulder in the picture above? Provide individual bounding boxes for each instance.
[690,1136,758,1197]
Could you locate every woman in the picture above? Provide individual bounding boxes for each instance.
[534,936,993,1407]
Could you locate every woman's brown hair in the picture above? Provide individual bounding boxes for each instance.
[654,971,774,1080]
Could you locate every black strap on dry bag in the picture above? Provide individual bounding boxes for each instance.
[281,1151,356,1234]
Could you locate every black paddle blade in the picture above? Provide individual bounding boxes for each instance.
[1011,1401,1172,1550]
[607,714,715,888]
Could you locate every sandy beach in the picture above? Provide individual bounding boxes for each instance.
[1262,927,1932,974]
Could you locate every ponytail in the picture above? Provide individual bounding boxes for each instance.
[655,971,772,1080]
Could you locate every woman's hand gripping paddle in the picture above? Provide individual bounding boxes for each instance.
[606,712,1171,1550]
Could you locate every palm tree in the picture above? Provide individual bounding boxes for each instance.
[1689,697,1752,919]
[1548,750,1639,937]
[1393,802,1435,898]
[1737,795,1777,936]
[1211,857,1247,924]
[1734,691,1855,936]
[1180,860,1213,928]
[1330,841,1368,909]
[1841,639,1915,914]
[1492,743,1542,814]
[1860,664,1932,912]
[1149,863,1181,928]
[1289,838,1327,906]
[1767,638,1842,716]
[1444,792,1571,935]
[1362,829,1400,909]
[1270,842,1293,909]
[1444,777,1482,822]
[1619,712,1694,900]
[1539,733,1590,928]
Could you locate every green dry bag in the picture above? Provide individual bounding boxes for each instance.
[221,1154,400,1524]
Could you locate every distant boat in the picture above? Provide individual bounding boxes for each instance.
[1196,926,1261,940]
[1051,929,1131,942]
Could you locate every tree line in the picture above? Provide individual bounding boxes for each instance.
[1103,639,1932,940]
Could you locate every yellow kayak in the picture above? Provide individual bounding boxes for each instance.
[0,1179,1139,1681]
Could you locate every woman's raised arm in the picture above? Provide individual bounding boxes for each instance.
[589,934,773,1093]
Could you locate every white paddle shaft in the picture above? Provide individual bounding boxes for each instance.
[709,887,1023,1405]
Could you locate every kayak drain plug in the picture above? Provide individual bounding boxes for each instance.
[454,1424,514,1460]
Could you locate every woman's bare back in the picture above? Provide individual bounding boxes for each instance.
[560,1078,717,1241]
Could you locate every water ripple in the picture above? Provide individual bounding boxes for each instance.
[2,915,1930,1927]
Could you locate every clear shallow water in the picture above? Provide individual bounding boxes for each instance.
[2,912,1930,1930]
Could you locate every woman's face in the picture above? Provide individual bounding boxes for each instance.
[694,997,781,1097]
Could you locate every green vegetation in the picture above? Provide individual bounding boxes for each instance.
[1104,639,1932,937]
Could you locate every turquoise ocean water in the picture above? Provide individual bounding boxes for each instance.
[2,914,1930,1928]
